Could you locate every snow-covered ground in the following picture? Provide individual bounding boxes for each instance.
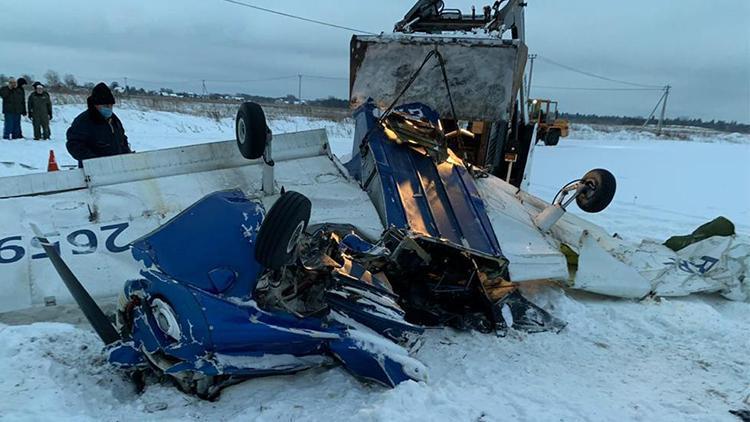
[1,106,748,421]
[572,124,750,144]
[0,104,354,176]
[530,138,750,240]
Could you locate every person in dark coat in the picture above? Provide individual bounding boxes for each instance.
[28,82,53,140]
[0,77,27,139]
[66,82,132,167]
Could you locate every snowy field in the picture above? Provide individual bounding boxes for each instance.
[0,104,353,176]
[0,105,749,421]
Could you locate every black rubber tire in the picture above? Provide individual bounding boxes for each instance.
[235,102,268,159]
[255,191,312,270]
[535,128,545,144]
[544,128,561,146]
[576,169,617,213]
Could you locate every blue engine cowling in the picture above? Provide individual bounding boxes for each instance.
[108,190,425,393]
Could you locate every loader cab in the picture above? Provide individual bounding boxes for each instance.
[530,99,558,124]
[528,98,569,146]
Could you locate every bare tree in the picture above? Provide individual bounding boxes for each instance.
[44,70,61,87]
[21,74,35,85]
[63,74,78,88]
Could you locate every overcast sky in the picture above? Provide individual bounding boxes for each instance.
[1,0,748,122]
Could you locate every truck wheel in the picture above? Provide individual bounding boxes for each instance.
[236,102,269,159]
[544,128,561,146]
[534,129,544,145]
[576,169,616,213]
[255,191,312,270]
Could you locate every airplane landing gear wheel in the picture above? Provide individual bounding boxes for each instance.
[255,191,312,270]
[576,169,616,213]
[236,102,269,159]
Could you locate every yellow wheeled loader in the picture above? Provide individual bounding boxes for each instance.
[528,99,569,146]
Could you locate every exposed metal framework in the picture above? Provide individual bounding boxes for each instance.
[394,0,526,41]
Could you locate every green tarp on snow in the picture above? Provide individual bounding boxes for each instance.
[664,216,736,252]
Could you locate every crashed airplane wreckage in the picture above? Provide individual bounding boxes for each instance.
[9,0,749,400]
[38,97,583,398]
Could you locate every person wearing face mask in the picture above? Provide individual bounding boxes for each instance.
[66,82,132,167]
[0,77,28,140]
[28,82,53,140]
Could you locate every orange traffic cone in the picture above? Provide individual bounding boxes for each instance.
[47,150,60,172]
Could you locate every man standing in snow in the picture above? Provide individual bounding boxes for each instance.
[0,77,28,139]
[66,82,132,167]
[28,82,53,140]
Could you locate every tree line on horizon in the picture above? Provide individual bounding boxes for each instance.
[559,112,749,134]
[1,71,746,134]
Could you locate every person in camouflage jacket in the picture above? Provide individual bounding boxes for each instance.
[28,82,52,140]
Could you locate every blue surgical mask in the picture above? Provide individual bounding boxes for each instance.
[98,107,113,119]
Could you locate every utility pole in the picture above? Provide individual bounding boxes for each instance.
[656,85,670,135]
[642,89,665,128]
[297,74,303,104]
[526,53,537,99]
[201,79,208,97]
[123,77,128,96]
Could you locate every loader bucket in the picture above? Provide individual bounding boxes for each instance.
[350,35,527,122]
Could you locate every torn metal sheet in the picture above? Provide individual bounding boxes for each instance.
[509,185,750,301]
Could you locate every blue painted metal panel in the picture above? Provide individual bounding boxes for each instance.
[348,101,503,258]
[435,161,500,255]
[130,189,265,299]
[328,337,419,387]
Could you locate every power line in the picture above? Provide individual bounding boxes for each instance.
[132,74,346,84]
[76,73,349,94]
[126,77,196,85]
[220,0,377,35]
[534,85,663,92]
[206,75,299,83]
[302,74,348,81]
[537,55,663,89]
